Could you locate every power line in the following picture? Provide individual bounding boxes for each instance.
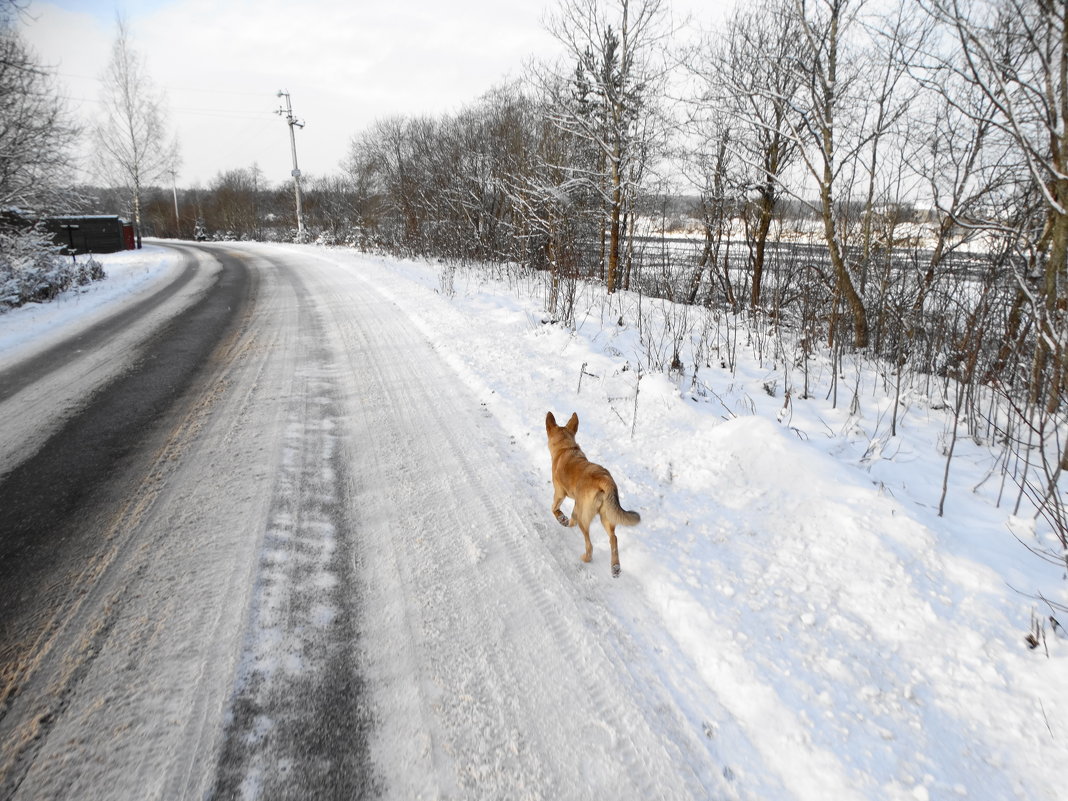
[51,69,282,99]
[56,93,274,120]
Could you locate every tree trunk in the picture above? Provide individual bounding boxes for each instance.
[819,182,868,348]
[133,182,143,248]
[751,192,773,309]
[809,0,866,348]
[607,155,622,294]
[1041,197,1068,412]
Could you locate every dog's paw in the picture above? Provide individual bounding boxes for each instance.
[612,564,621,578]
[554,511,570,527]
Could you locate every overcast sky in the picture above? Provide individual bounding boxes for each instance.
[20,0,728,188]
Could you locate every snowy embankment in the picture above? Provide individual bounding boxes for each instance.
[292,245,1065,801]
[0,245,196,481]
[0,245,185,371]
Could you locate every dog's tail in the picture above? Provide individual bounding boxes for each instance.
[603,481,641,527]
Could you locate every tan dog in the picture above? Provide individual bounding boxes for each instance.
[545,411,640,577]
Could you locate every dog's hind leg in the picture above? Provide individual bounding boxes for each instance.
[578,519,593,564]
[605,520,621,578]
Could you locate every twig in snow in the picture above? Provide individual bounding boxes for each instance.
[631,369,643,439]
[577,361,592,395]
[1040,700,1055,740]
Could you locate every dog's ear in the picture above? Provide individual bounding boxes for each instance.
[546,411,557,432]
[566,412,579,434]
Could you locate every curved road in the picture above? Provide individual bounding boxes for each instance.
[0,243,376,800]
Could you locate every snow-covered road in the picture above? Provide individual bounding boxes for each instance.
[306,251,733,800]
[1,241,1065,801]
[206,244,736,799]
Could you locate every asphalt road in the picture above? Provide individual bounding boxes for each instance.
[0,247,247,635]
[0,243,376,800]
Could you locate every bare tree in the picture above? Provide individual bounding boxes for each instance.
[505,77,599,321]
[678,110,741,309]
[917,0,1068,568]
[92,16,179,246]
[854,2,930,292]
[346,115,442,253]
[305,174,359,244]
[787,0,871,348]
[937,0,1068,411]
[688,0,805,309]
[444,84,541,264]
[0,21,79,210]
[201,165,265,240]
[906,38,1015,345]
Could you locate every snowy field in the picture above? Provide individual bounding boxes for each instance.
[4,240,1066,800]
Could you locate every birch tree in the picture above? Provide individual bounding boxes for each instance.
[788,0,871,347]
[92,16,179,245]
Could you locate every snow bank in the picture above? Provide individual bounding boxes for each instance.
[0,244,184,371]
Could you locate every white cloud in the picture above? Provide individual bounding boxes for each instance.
[22,0,727,188]
[20,0,561,186]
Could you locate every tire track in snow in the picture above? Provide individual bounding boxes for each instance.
[209,266,376,800]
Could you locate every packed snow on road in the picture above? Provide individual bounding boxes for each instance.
[1,240,1065,801]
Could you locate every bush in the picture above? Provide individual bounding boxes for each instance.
[0,224,107,311]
